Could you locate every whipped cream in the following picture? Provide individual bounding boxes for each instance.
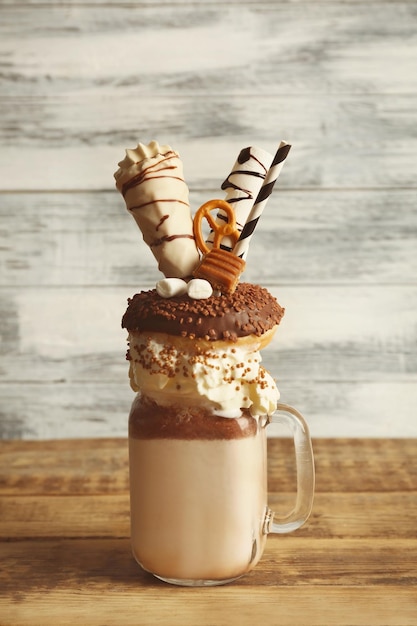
[127,332,279,418]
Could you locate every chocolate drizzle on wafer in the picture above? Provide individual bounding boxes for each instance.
[150,233,196,248]
[121,151,184,200]
[220,147,269,213]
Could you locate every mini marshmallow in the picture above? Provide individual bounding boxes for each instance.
[187,278,213,300]
[156,278,188,298]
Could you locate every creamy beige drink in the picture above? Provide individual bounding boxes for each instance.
[129,399,267,582]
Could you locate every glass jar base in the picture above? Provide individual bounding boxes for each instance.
[154,574,243,587]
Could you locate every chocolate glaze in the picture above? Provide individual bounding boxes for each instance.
[122,282,285,342]
[129,395,258,440]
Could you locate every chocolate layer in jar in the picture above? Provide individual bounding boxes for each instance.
[129,395,258,440]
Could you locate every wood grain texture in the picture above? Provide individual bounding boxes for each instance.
[0,0,416,439]
[2,584,416,626]
[3,281,416,380]
[1,3,416,190]
[1,438,415,496]
[2,380,417,439]
[1,438,416,625]
[0,94,416,190]
[1,189,416,286]
[0,281,416,437]
[1,3,415,96]
[1,95,417,191]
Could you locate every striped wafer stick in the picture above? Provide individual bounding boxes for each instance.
[232,141,291,260]
[205,146,273,252]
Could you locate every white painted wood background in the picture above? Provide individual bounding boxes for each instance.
[0,0,416,439]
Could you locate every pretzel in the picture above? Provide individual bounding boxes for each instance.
[192,199,245,294]
[193,199,240,255]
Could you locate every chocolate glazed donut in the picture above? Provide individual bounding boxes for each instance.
[122,283,285,343]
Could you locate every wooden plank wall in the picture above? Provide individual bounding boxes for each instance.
[0,0,416,439]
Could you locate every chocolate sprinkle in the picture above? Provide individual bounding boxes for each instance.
[122,282,285,342]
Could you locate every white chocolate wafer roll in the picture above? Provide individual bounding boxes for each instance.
[114,141,200,278]
[205,146,273,251]
[232,141,291,260]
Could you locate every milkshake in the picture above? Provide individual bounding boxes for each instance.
[123,283,284,584]
[115,141,314,585]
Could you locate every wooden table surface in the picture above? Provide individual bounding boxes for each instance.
[1,438,416,626]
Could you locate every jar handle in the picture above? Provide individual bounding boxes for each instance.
[264,403,315,534]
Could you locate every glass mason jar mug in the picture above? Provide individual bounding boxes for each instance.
[128,393,315,587]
